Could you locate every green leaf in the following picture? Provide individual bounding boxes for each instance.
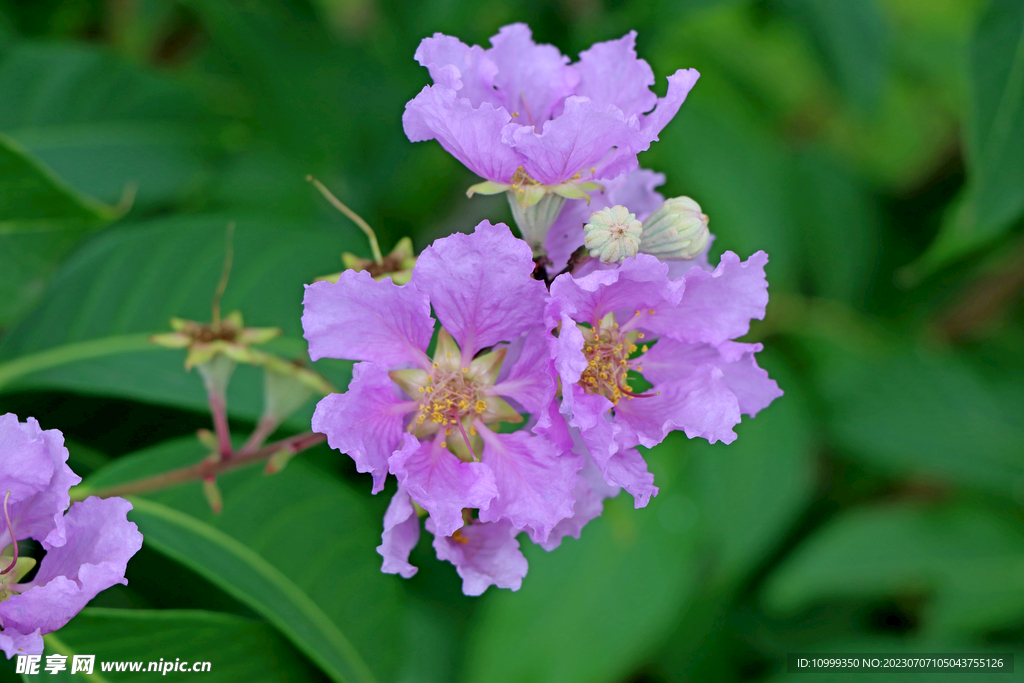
[0,214,356,420]
[85,439,402,683]
[763,503,1024,635]
[647,352,815,680]
[0,334,153,392]
[687,351,816,587]
[969,0,1024,237]
[820,348,1024,496]
[791,151,879,303]
[0,133,114,325]
[778,0,888,111]
[0,133,114,231]
[462,483,701,683]
[904,0,1024,279]
[646,95,799,291]
[19,609,322,682]
[0,41,211,211]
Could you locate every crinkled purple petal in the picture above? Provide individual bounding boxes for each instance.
[640,339,782,417]
[549,254,682,327]
[638,68,700,146]
[302,269,433,368]
[490,328,556,416]
[0,414,53,505]
[0,415,80,549]
[545,168,666,271]
[403,85,525,183]
[644,251,769,345]
[427,517,528,596]
[486,23,577,126]
[389,434,497,537]
[412,221,547,359]
[476,427,581,544]
[546,308,589,389]
[0,629,42,658]
[540,445,619,550]
[312,363,412,494]
[535,397,574,452]
[0,626,42,659]
[616,365,741,446]
[575,401,621,465]
[4,497,142,636]
[574,31,657,118]
[414,34,499,107]
[505,97,643,185]
[598,447,658,508]
[377,486,420,579]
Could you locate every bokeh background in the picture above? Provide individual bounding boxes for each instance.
[2,0,1023,681]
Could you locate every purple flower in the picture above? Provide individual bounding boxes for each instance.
[546,252,782,504]
[303,221,583,592]
[404,25,699,190]
[427,517,528,596]
[0,414,143,658]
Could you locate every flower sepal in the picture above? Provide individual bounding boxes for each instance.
[319,237,417,286]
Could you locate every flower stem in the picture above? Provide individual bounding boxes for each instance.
[307,176,384,264]
[208,392,234,459]
[76,432,326,500]
[239,416,279,456]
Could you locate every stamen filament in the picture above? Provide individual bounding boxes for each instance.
[1,491,18,576]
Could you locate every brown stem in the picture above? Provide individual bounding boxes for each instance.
[81,432,326,500]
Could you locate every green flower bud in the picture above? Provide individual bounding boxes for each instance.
[640,196,710,260]
[583,205,642,264]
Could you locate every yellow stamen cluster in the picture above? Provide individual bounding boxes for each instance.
[411,368,486,431]
[579,317,648,405]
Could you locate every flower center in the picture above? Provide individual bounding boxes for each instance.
[413,367,487,429]
[578,317,648,405]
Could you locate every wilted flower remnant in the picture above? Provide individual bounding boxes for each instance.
[0,414,142,658]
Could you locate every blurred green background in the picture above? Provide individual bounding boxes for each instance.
[1,0,1023,681]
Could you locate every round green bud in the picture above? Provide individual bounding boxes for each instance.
[583,205,643,264]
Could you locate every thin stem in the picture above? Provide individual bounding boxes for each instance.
[239,416,279,456]
[307,176,383,264]
[80,432,326,500]
[211,222,235,328]
[208,392,234,459]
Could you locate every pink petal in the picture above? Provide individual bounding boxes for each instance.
[412,221,547,359]
[302,269,433,368]
[312,363,413,494]
[476,428,582,544]
[377,486,420,579]
[389,434,497,537]
[427,517,528,596]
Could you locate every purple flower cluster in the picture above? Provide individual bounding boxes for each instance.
[303,220,779,594]
[303,25,781,595]
[0,414,143,657]
[403,24,698,189]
